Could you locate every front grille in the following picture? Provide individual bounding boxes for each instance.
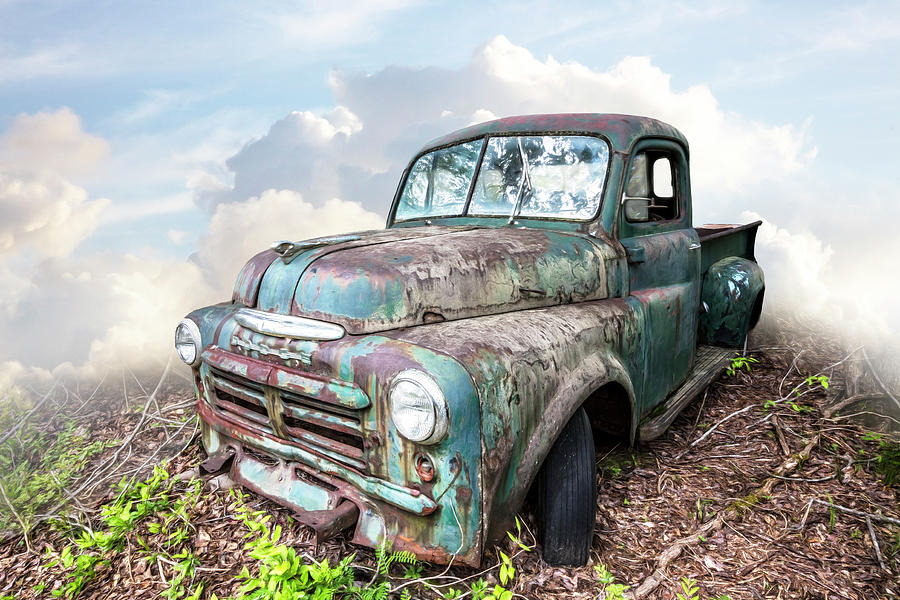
[209,367,367,473]
[210,370,272,435]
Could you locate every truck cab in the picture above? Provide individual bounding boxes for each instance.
[176,113,764,567]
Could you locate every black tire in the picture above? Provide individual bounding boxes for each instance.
[536,407,597,566]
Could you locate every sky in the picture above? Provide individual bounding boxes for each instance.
[0,0,898,384]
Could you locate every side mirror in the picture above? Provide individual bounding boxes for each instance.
[624,197,650,222]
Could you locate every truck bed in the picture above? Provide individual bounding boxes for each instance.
[696,220,762,275]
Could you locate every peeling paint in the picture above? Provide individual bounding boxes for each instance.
[182,114,764,566]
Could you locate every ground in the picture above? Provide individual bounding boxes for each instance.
[0,324,897,599]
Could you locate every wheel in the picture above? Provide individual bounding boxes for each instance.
[536,407,597,566]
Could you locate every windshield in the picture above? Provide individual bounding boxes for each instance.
[395,135,610,222]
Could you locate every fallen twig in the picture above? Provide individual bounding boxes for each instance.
[675,404,754,459]
[771,415,791,456]
[0,380,59,446]
[0,479,31,553]
[631,435,820,598]
[862,348,900,414]
[866,516,888,573]
[798,498,900,529]
[824,393,887,419]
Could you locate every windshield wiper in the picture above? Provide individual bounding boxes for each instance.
[508,137,532,225]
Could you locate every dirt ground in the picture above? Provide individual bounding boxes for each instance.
[0,325,897,599]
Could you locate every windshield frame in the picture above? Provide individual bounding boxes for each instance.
[389,131,613,226]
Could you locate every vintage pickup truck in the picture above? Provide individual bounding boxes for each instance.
[175,114,764,567]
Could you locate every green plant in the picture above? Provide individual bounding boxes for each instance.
[827,494,837,531]
[44,545,107,598]
[872,437,900,487]
[43,465,205,599]
[675,577,700,600]
[486,584,512,600]
[470,578,489,599]
[0,419,115,533]
[372,539,417,579]
[594,562,629,599]
[803,375,829,390]
[695,498,714,521]
[726,355,758,376]
[230,488,409,600]
[787,401,814,413]
[505,516,533,552]
[498,551,515,586]
[232,490,354,599]
[402,562,422,579]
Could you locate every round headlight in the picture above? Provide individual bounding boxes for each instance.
[174,319,202,367]
[389,370,448,444]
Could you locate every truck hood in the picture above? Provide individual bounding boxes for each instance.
[235,226,623,335]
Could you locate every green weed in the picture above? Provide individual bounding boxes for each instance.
[594,562,629,599]
[0,420,115,533]
[676,577,700,600]
[43,465,203,599]
[726,355,758,377]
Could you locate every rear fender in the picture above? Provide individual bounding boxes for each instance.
[699,257,764,347]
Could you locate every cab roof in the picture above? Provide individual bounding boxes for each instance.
[420,113,688,156]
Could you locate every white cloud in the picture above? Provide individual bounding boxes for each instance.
[0,185,382,373]
[805,7,900,53]
[0,170,109,258]
[0,44,96,84]
[100,192,194,225]
[0,108,109,177]
[195,35,900,350]
[1,37,894,383]
[196,107,367,211]
[202,36,815,217]
[0,361,27,392]
[167,229,190,246]
[745,212,835,317]
[196,189,383,293]
[262,0,421,49]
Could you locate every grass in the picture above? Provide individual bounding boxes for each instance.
[0,404,116,534]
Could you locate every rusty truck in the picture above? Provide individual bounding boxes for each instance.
[175,113,764,566]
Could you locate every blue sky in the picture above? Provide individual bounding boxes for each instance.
[0,1,898,377]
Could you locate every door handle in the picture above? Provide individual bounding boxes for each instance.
[688,242,701,250]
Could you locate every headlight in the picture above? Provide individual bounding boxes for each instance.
[389,370,448,444]
[174,319,202,367]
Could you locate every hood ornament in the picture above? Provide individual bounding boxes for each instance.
[270,234,361,263]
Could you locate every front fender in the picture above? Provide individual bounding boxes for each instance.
[386,298,644,546]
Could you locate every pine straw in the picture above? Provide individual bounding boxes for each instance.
[0,327,898,599]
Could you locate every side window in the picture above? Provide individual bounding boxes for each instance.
[624,151,680,223]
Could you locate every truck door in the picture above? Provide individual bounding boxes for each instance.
[618,139,700,414]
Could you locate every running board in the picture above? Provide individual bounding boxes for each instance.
[638,345,734,441]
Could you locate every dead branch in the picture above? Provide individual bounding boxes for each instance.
[771,415,791,456]
[675,404,754,459]
[862,348,900,413]
[799,499,900,529]
[0,479,31,553]
[631,435,820,598]
[866,516,888,572]
[824,393,887,419]
[0,381,59,446]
